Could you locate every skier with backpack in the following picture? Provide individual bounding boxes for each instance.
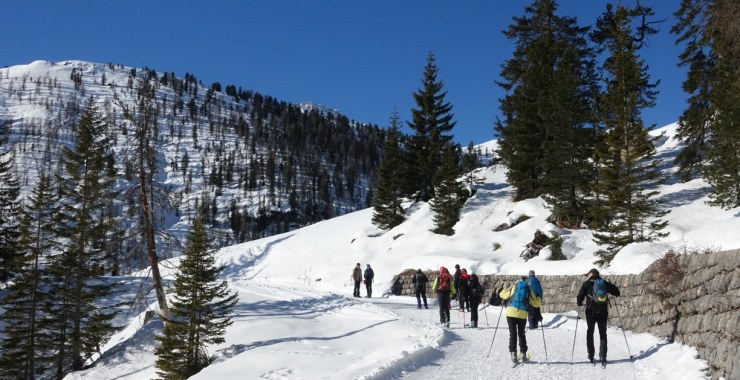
[411,269,429,309]
[458,268,471,312]
[499,276,542,365]
[576,268,621,367]
[432,266,456,328]
[527,270,544,329]
[467,274,484,328]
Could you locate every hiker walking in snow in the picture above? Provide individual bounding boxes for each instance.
[432,266,456,328]
[499,276,542,364]
[411,269,429,309]
[351,263,363,297]
[577,268,621,366]
[452,265,462,308]
[458,268,471,311]
[527,270,544,329]
[364,264,374,298]
[467,274,484,328]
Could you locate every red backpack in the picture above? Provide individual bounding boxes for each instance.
[438,273,451,291]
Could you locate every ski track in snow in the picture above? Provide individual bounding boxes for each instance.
[372,298,702,380]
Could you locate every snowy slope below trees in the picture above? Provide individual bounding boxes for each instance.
[62,122,732,379]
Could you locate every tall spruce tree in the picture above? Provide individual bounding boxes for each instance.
[0,174,58,379]
[672,0,740,206]
[0,120,20,281]
[372,111,406,230]
[44,102,119,377]
[496,0,598,222]
[429,144,467,235]
[154,211,238,380]
[590,3,669,265]
[702,54,740,208]
[404,52,456,201]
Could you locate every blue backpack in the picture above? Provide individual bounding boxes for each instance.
[510,281,530,311]
[592,279,609,305]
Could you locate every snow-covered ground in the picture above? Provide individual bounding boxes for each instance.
[65,123,731,379]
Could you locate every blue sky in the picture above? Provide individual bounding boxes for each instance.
[3,1,686,145]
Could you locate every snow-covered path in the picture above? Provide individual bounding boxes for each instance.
[63,280,708,380]
[372,296,707,380]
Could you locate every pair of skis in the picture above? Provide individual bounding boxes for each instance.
[510,352,532,367]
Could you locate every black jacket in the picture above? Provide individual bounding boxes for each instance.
[411,271,428,291]
[577,276,620,315]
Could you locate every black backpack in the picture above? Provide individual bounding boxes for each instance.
[489,286,503,306]
[468,280,480,300]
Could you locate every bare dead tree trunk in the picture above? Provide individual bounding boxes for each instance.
[119,76,171,323]
[139,161,170,322]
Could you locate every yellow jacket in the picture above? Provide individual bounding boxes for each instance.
[499,283,542,319]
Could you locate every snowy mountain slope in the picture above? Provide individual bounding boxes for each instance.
[64,122,732,379]
[0,60,383,266]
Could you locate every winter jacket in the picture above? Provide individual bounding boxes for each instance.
[352,267,362,282]
[468,275,484,303]
[364,267,374,282]
[432,268,456,298]
[499,281,542,320]
[458,272,470,295]
[528,274,543,301]
[411,270,428,291]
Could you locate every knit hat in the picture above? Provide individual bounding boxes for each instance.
[584,268,600,277]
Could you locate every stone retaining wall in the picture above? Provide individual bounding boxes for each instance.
[393,249,739,379]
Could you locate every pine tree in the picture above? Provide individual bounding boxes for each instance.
[702,54,740,208]
[672,0,740,206]
[372,111,406,230]
[460,142,484,196]
[0,174,58,379]
[0,120,20,281]
[404,52,456,201]
[590,3,669,265]
[155,211,238,380]
[496,0,598,217]
[44,101,119,377]
[430,144,467,235]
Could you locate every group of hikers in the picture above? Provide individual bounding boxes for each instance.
[351,263,374,298]
[423,265,620,366]
[350,260,622,366]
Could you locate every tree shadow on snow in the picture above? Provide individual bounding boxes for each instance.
[463,182,513,211]
[219,234,296,280]
[659,187,708,208]
[227,293,353,321]
[214,319,399,360]
[92,317,164,379]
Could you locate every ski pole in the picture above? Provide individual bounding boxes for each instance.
[541,321,549,365]
[486,304,505,358]
[613,299,634,359]
[571,306,582,364]
[482,304,489,326]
